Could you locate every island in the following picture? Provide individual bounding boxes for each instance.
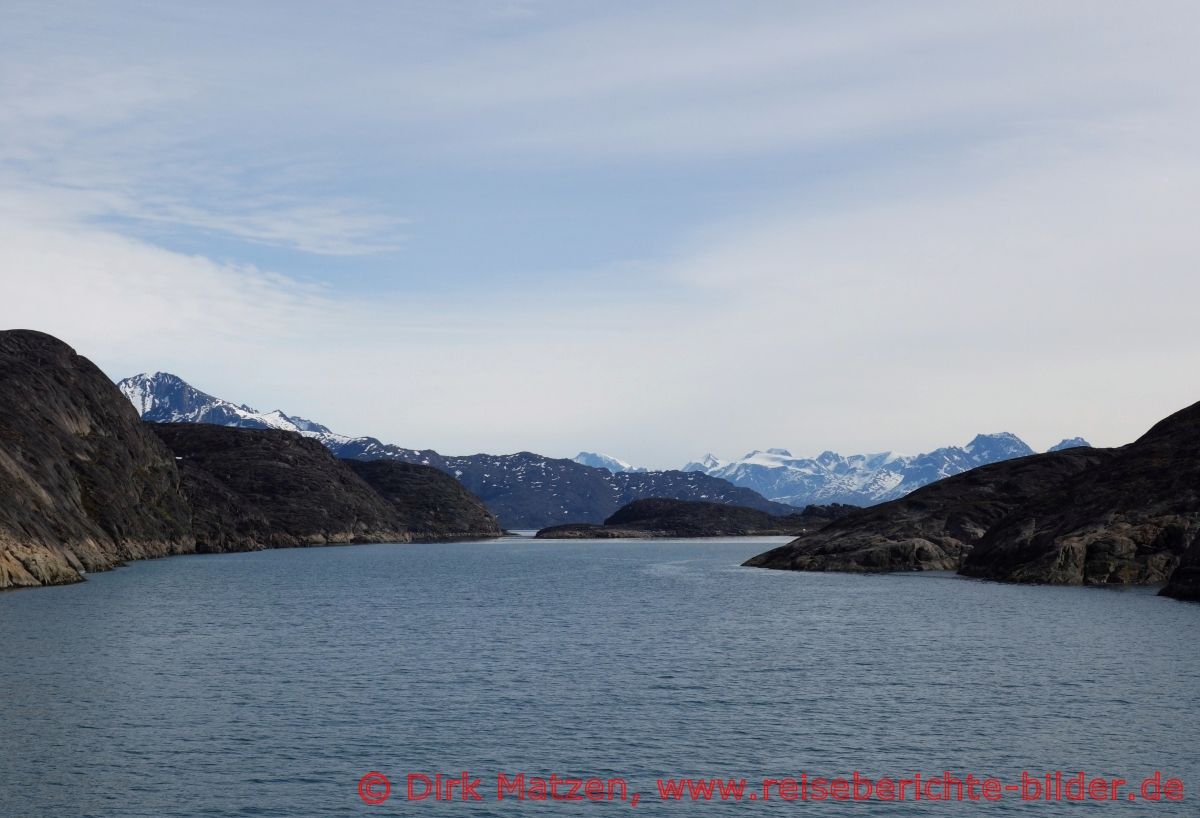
[535,498,855,539]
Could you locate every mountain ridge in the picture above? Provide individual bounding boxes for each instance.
[117,372,793,529]
[685,433,1089,507]
[1,332,500,590]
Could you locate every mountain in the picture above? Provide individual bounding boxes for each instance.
[1048,436,1092,451]
[745,400,1200,595]
[684,433,1058,507]
[344,459,501,541]
[117,372,792,529]
[961,403,1199,586]
[120,371,332,434]
[744,448,1108,573]
[537,498,856,539]
[152,425,500,551]
[572,451,646,473]
[151,424,414,552]
[0,332,500,589]
[682,453,723,472]
[0,331,194,589]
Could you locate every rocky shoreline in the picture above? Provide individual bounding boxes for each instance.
[0,330,501,590]
[744,401,1200,601]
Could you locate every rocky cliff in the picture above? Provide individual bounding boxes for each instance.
[0,332,501,589]
[961,401,1200,586]
[1161,540,1200,601]
[0,330,194,588]
[745,400,1200,595]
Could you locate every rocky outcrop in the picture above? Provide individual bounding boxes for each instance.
[0,330,194,588]
[537,498,854,539]
[962,401,1200,586]
[0,331,503,590]
[1161,540,1200,601]
[345,459,501,540]
[743,448,1111,572]
[150,424,412,552]
[746,400,1200,594]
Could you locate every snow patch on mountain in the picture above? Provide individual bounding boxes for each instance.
[116,372,791,528]
[118,373,333,436]
[682,432,1064,507]
[572,452,646,473]
[682,453,724,472]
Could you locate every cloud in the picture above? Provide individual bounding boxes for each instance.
[1,1,1199,467]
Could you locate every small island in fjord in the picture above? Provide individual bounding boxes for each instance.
[536,497,856,539]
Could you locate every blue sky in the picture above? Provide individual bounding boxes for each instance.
[3,1,1199,467]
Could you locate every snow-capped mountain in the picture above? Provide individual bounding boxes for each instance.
[117,372,790,529]
[572,451,646,473]
[681,453,724,473]
[682,433,1082,507]
[1048,437,1092,451]
[119,372,333,435]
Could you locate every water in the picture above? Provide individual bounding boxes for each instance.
[1,536,1197,817]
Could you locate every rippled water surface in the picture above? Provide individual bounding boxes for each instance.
[2,536,1198,817]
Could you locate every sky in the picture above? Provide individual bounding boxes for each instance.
[2,1,1199,469]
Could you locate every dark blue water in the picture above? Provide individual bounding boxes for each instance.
[1,536,1197,817]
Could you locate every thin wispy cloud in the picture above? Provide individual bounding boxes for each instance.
[1,1,1198,466]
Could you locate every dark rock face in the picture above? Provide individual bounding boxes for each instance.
[962,402,1200,586]
[743,448,1110,572]
[0,333,510,591]
[149,424,411,552]
[536,498,849,539]
[0,330,194,588]
[345,459,501,540]
[1162,541,1200,601]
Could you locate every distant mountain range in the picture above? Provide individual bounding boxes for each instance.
[681,434,1090,507]
[744,400,1200,600]
[118,372,1090,524]
[118,373,793,528]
